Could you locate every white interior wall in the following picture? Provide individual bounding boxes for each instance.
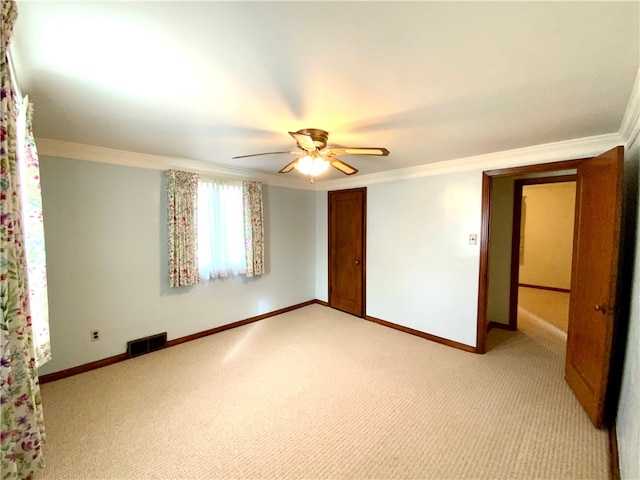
[38,156,317,375]
[315,190,328,302]
[366,174,481,347]
[314,172,482,347]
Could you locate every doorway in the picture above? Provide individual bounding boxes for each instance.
[510,175,577,334]
[476,148,624,427]
[478,159,583,351]
[482,169,579,337]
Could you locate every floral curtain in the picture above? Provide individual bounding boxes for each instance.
[17,97,50,368]
[1,1,47,478]
[167,169,199,287]
[242,181,264,277]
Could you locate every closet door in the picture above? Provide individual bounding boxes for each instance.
[328,188,366,317]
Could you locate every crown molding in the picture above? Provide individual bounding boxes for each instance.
[619,66,640,148]
[37,131,625,194]
[35,138,316,191]
[313,133,624,191]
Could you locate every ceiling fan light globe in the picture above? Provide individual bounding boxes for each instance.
[314,158,331,175]
[296,155,330,176]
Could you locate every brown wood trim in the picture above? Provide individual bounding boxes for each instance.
[519,283,571,294]
[362,189,367,319]
[484,158,587,178]
[314,299,329,307]
[509,181,524,330]
[365,315,476,353]
[39,352,128,384]
[518,174,577,186]
[609,423,620,480]
[166,300,317,347]
[39,300,318,384]
[476,172,492,354]
[327,190,331,306]
[488,321,517,332]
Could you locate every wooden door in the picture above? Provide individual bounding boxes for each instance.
[328,188,366,317]
[565,146,623,428]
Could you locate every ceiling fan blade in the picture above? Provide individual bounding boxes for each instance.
[325,147,390,156]
[278,160,298,174]
[232,151,299,159]
[289,131,316,151]
[327,156,358,176]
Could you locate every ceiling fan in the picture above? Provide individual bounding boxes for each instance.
[232,128,390,178]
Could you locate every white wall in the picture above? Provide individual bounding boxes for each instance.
[618,130,640,480]
[38,156,316,375]
[315,172,482,347]
[315,190,328,302]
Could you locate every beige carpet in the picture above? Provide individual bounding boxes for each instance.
[518,286,570,333]
[35,304,608,479]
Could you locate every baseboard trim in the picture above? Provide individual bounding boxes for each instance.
[609,423,620,480]
[364,315,476,353]
[519,283,570,294]
[38,352,129,384]
[166,300,318,348]
[488,321,517,332]
[315,299,329,307]
[39,300,318,384]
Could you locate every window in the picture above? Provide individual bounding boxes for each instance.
[197,179,246,279]
[167,171,264,287]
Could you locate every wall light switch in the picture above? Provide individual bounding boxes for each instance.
[469,234,478,245]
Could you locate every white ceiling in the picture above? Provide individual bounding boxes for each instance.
[11,1,640,182]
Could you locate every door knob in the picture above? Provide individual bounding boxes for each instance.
[594,304,608,314]
[355,260,360,265]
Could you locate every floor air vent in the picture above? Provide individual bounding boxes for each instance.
[127,332,167,358]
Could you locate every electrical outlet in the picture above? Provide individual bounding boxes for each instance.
[90,329,101,341]
[469,233,478,245]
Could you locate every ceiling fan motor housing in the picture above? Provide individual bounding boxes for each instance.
[296,128,329,150]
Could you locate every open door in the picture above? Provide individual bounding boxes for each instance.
[565,146,623,428]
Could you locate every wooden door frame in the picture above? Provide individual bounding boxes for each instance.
[328,187,367,317]
[508,174,577,330]
[476,158,588,353]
